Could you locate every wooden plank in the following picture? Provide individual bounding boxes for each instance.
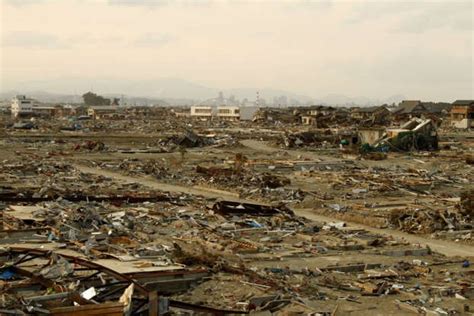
[50,302,124,316]
[6,205,46,222]
[148,291,158,316]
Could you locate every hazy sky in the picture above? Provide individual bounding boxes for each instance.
[1,0,472,100]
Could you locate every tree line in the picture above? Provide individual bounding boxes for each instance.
[82,92,119,106]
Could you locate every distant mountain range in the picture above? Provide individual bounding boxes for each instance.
[0,77,406,106]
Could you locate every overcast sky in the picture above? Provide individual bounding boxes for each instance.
[1,0,472,101]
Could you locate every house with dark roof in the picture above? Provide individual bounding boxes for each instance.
[453,100,474,106]
[392,100,428,117]
[298,105,338,126]
[422,102,452,115]
[350,105,390,120]
[450,100,474,129]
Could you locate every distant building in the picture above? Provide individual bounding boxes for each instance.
[11,95,34,117]
[190,106,213,120]
[450,100,474,129]
[33,106,57,117]
[217,91,225,104]
[301,115,317,126]
[239,106,260,121]
[60,104,79,117]
[422,102,452,115]
[351,106,390,120]
[298,105,338,126]
[216,106,240,121]
[273,95,288,107]
[11,95,69,118]
[173,107,191,118]
[253,107,300,124]
[392,100,427,119]
[351,105,390,120]
[296,105,334,115]
[88,106,118,119]
[306,106,335,117]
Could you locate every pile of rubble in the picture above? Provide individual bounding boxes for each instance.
[0,105,473,315]
[280,130,334,148]
[0,156,170,202]
[73,140,106,151]
[0,174,472,315]
[388,208,470,234]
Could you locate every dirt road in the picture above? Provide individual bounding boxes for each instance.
[74,164,252,203]
[295,209,474,258]
[76,163,474,258]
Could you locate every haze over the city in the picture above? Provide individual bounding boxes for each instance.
[1,0,473,102]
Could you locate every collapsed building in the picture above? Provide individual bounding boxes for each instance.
[356,118,439,152]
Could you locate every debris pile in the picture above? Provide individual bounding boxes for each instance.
[281,130,333,148]
[388,208,469,234]
[0,102,473,314]
[73,140,106,151]
[460,190,474,216]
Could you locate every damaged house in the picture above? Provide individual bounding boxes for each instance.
[351,105,391,126]
[392,100,428,121]
[358,127,386,146]
[450,100,474,129]
[381,118,439,151]
[299,105,336,126]
[422,102,452,117]
[88,105,119,119]
[350,105,390,120]
[253,108,300,124]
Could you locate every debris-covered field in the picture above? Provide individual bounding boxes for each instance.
[0,108,473,315]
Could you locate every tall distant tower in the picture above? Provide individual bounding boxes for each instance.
[256,91,260,108]
[217,91,224,105]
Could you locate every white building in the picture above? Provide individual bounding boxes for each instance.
[190,106,213,120]
[11,95,34,117]
[217,106,240,121]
